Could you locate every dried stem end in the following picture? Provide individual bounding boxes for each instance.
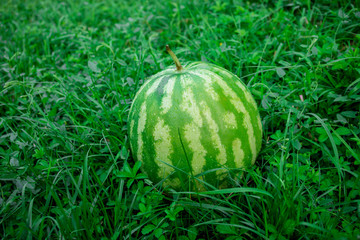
[166,45,183,71]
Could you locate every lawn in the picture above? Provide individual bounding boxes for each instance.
[1,0,360,239]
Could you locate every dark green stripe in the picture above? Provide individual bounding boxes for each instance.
[213,69,262,158]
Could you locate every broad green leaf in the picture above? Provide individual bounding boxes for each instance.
[188,227,198,240]
[318,134,328,142]
[135,173,148,179]
[9,132,18,142]
[123,162,133,175]
[315,127,326,134]
[116,59,127,66]
[333,95,349,102]
[127,179,134,188]
[338,9,349,19]
[88,60,101,73]
[216,224,237,235]
[141,224,155,235]
[335,127,351,136]
[283,219,296,235]
[276,68,286,78]
[292,139,302,150]
[116,171,133,178]
[154,228,163,238]
[333,136,341,145]
[139,203,146,212]
[133,161,142,174]
[120,146,128,160]
[336,114,347,123]
[341,111,359,118]
[270,130,283,140]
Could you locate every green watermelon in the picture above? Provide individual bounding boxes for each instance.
[128,46,262,191]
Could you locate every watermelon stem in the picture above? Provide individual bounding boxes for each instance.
[166,45,183,71]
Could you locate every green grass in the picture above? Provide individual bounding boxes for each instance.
[1,0,360,239]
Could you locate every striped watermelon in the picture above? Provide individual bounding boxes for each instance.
[128,46,262,191]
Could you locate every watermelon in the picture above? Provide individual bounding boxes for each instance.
[128,46,262,191]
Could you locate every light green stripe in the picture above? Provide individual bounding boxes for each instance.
[136,102,147,162]
[129,119,135,139]
[146,76,164,96]
[189,71,220,101]
[223,111,237,129]
[180,73,207,175]
[164,178,181,189]
[232,138,245,168]
[160,76,176,114]
[180,73,193,88]
[153,118,174,178]
[184,123,207,176]
[129,70,169,114]
[180,75,203,127]
[202,75,219,101]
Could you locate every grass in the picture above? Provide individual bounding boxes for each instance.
[1,0,360,239]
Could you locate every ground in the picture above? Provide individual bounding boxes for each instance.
[0,0,359,239]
